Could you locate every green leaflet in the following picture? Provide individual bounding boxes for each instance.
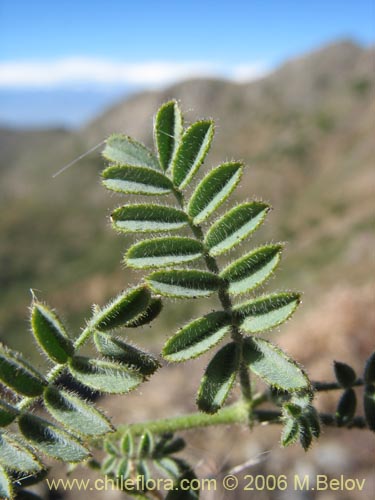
[281,418,300,447]
[0,433,42,473]
[68,356,144,394]
[121,430,134,455]
[103,134,160,170]
[155,457,181,480]
[172,120,214,188]
[163,311,231,362]
[220,244,283,295]
[364,352,375,385]
[187,162,243,224]
[205,202,270,256]
[111,204,188,233]
[102,455,117,474]
[364,385,375,431]
[334,361,357,388]
[124,297,163,327]
[138,430,154,458]
[242,337,310,391]
[0,400,18,427]
[102,165,173,195]
[117,458,131,479]
[91,286,151,331]
[154,100,183,171]
[94,331,160,376]
[31,302,74,364]
[336,388,356,426]
[0,464,12,499]
[44,386,113,437]
[197,342,240,414]
[18,413,90,463]
[0,347,46,397]
[147,270,222,298]
[126,237,203,268]
[234,292,301,333]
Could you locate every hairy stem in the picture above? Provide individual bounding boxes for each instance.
[313,378,364,391]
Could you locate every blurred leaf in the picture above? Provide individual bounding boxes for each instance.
[187,162,243,224]
[197,342,239,413]
[102,165,172,195]
[364,385,375,431]
[298,415,313,451]
[364,352,375,385]
[0,347,46,397]
[0,466,12,500]
[163,311,231,362]
[281,418,299,447]
[336,388,356,426]
[234,292,301,333]
[111,204,188,233]
[103,134,160,170]
[138,430,154,458]
[68,356,144,394]
[205,202,270,256]
[94,331,160,376]
[117,457,131,479]
[44,386,113,437]
[0,400,18,427]
[126,237,203,269]
[221,244,283,295]
[0,433,42,473]
[102,455,117,474]
[333,361,356,388]
[172,120,214,188]
[120,431,134,456]
[91,286,151,332]
[154,100,183,171]
[147,269,222,298]
[18,413,89,462]
[242,337,310,391]
[31,302,74,364]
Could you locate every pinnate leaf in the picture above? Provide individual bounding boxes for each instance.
[187,162,243,224]
[154,100,183,171]
[172,120,214,188]
[221,244,282,295]
[197,342,240,413]
[234,292,301,333]
[147,270,222,298]
[94,331,160,376]
[91,286,151,331]
[0,347,46,397]
[111,204,188,233]
[242,337,310,391]
[0,433,42,473]
[102,165,172,195]
[44,386,113,437]
[18,413,89,462]
[126,237,203,268]
[31,302,74,364]
[205,202,270,256]
[68,356,144,394]
[103,134,159,170]
[163,311,231,362]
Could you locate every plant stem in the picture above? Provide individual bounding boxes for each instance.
[313,378,364,391]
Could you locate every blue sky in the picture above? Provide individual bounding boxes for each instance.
[0,0,373,126]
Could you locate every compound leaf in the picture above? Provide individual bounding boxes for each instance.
[94,331,160,376]
[31,302,74,364]
[234,292,301,333]
[188,162,243,224]
[154,100,183,171]
[18,413,89,462]
[103,134,160,170]
[147,270,222,298]
[197,342,239,413]
[0,433,42,473]
[91,286,151,332]
[0,400,18,427]
[68,357,143,394]
[221,244,283,295]
[242,337,310,391]
[44,386,113,437]
[205,202,270,256]
[111,204,188,233]
[172,120,214,188]
[0,347,46,397]
[126,237,203,269]
[102,165,172,195]
[163,311,231,362]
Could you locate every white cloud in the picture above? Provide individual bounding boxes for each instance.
[0,58,268,88]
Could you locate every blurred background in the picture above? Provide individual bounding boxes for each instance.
[0,1,374,498]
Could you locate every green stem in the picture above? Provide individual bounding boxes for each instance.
[172,187,252,405]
